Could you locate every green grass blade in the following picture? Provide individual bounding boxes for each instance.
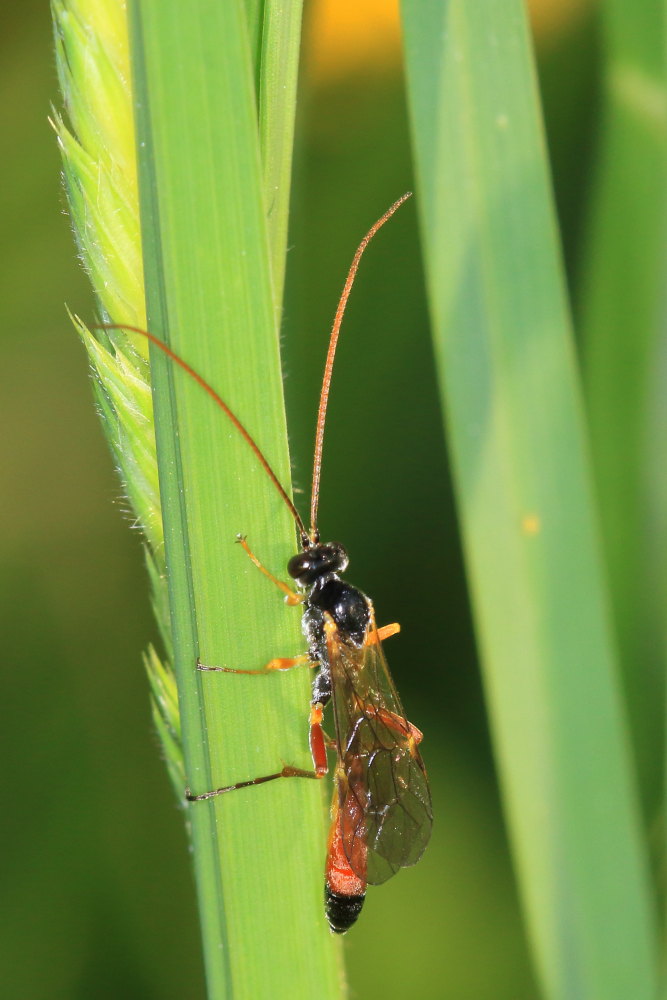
[579,0,667,810]
[401,2,659,998]
[243,0,304,309]
[256,1,304,309]
[244,0,264,77]
[129,2,341,996]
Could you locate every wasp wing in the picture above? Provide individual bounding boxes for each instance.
[325,612,433,886]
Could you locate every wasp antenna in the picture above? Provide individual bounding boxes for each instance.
[309,192,412,538]
[92,322,308,540]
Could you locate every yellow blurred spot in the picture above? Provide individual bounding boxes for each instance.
[306,0,596,84]
[306,0,401,82]
[522,514,541,536]
[528,0,597,45]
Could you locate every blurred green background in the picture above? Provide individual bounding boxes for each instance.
[1,2,600,997]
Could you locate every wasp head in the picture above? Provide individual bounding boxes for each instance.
[287,542,348,588]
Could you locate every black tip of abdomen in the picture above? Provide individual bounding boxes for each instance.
[325,887,366,934]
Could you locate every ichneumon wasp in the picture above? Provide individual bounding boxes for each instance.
[101,192,432,933]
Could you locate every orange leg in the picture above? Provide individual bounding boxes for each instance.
[196,654,315,675]
[197,540,311,673]
[309,703,329,776]
[367,622,400,644]
[236,534,303,606]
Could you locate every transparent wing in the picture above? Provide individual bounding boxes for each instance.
[326,613,433,886]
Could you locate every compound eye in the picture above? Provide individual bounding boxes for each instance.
[287,552,310,580]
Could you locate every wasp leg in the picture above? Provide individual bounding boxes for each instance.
[367,622,400,644]
[187,703,330,801]
[309,703,330,777]
[186,764,323,801]
[196,654,316,675]
[236,534,303,606]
